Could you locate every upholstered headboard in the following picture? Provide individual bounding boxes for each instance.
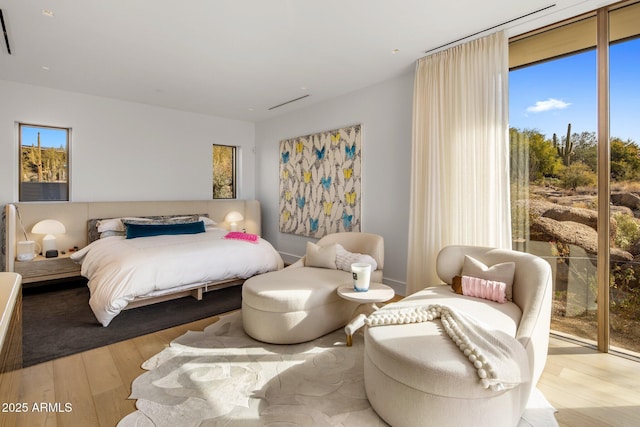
[3,200,261,272]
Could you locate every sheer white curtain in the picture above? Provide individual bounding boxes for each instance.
[406,31,511,295]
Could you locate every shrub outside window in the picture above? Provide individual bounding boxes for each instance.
[212,144,236,199]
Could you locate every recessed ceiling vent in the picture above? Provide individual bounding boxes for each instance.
[268,94,310,110]
[0,9,11,55]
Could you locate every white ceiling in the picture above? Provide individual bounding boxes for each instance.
[0,0,616,122]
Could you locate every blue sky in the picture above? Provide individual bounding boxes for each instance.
[509,37,640,144]
[21,125,67,149]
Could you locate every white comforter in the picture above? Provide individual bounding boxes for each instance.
[71,229,284,326]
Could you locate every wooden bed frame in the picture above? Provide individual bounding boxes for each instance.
[3,200,263,308]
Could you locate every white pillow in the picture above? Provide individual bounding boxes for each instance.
[97,217,155,233]
[305,242,337,269]
[97,218,125,233]
[461,255,515,301]
[199,216,217,227]
[335,243,377,272]
[99,230,126,239]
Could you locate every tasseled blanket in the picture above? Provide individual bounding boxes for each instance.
[365,305,527,391]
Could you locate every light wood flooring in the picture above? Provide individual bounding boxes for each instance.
[1,312,639,427]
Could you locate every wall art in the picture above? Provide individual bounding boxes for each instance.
[279,124,361,238]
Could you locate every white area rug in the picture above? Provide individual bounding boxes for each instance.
[119,312,558,427]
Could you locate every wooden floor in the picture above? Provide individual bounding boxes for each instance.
[1,312,639,427]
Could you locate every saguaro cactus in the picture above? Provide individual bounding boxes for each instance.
[36,132,44,181]
[555,123,574,166]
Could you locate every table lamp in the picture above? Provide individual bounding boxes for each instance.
[225,211,244,232]
[32,219,66,257]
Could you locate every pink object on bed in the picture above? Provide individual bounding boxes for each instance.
[224,231,259,243]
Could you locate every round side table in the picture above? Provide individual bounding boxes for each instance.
[337,282,394,346]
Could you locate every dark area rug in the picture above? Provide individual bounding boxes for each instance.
[22,279,242,367]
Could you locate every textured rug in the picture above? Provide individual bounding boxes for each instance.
[22,280,242,367]
[119,312,559,427]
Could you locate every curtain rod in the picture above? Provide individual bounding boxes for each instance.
[424,3,556,54]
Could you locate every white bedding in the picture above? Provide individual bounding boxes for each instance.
[71,228,284,326]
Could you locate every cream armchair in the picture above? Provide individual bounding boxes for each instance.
[242,232,384,344]
[364,245,553,427]
[435,245,553,390]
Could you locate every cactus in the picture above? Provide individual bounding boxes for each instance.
[555,123,574,166]
[35,132,43,182]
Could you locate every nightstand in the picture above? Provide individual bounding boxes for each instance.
[14,252,81,284]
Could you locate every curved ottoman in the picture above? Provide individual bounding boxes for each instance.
[364,286,531,427]
[242,267,359,344]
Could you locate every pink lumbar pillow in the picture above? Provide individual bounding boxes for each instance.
[461,256,515,301]
[452,275,508,304]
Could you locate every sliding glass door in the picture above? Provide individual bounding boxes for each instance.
[509,0,640,355]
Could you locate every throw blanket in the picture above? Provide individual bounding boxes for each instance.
[365,305,525,391]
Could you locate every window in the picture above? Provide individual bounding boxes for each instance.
[212,144,236,199]
[19,123,70,201]
[509,0,640,355]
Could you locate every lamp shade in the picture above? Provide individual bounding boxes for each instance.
[224,211,244,223]
[225,211,244,231]
[32,219,66,255]
[32,219,66,235]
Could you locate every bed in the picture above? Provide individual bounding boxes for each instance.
[3,200,284,326]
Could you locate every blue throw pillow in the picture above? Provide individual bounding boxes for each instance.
[125,221,206,239]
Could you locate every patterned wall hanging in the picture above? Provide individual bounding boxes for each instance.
[279,124,362,238]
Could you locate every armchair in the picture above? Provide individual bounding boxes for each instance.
[364,245,552,427]
[242,232,384,344]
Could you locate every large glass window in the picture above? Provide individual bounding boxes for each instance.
[19,123,70,202]
[212,144,236,199]
[609,2,640,354]
[509,0,640,355]
[510,39,599,346]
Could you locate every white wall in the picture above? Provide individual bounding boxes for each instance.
[0,80,255,205]
[1,74,414,293]
[255,70,414,294]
